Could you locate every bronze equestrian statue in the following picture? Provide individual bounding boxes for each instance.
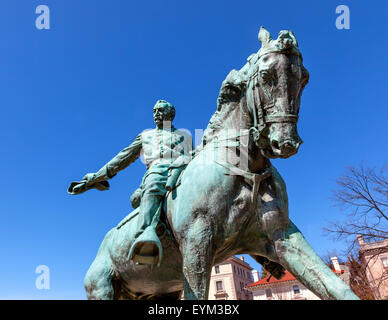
[68,27,359,300]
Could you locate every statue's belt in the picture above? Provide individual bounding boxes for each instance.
[215,161,272,210]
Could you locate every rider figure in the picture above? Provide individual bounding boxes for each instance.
[72,100,192,265]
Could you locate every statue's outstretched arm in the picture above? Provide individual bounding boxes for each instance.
[68,134,142,195]
[88,134,143,184]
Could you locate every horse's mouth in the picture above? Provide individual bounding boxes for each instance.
[260,147,278,159]
[262,139,302,159]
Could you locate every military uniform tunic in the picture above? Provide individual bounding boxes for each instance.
[103,126,192,196]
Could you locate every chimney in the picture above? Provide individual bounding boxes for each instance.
[331,257,341,272]
[239,256,244,261]
[252,270,259,282]
[357,235,364,245]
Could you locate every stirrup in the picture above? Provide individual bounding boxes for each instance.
[128,226,163,267]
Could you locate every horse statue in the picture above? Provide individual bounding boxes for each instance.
[73,27,359,300]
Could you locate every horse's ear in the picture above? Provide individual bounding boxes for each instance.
[301,65,309,87]
[258,26,272,46]
[289,30,299,47]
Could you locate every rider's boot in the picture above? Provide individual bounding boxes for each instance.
[128,195,163,266]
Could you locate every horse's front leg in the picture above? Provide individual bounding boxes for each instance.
[272,220,359,300]
[181,215,215,300]
[170,160,229,299]
[258,168,359,300]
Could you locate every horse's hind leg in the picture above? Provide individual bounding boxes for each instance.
[84,256,115,300]
[272,220,359,300]
[84,229,115,300]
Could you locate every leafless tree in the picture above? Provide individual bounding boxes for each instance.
[347,254,376,300]
[324,163,388,299]
[324,163,388,251]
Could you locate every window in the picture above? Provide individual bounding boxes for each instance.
[265,289,272,298]
[382,257,388,268]
[293,285,300,294]
[215,266,220,274]
[216,281,223,291]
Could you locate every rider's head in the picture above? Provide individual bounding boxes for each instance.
[153,100,175,127]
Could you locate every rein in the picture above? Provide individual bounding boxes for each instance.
[215,160,272,212]
[245,57,299,146]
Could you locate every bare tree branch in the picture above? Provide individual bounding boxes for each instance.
[326,163,388,243]
[323,164,388,299]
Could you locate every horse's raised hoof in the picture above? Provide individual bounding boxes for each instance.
[128,226,163,267]
[262,260,286,280]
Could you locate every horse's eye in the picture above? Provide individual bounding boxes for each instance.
[260,69,275,84]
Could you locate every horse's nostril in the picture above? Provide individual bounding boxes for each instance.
[283,142,293,149]
[280,141,299,155]
[271,140,280,150]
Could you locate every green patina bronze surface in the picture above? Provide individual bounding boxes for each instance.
[68,27,359,300]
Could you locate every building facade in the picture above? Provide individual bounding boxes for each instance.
[246,257,349,300]
[208,256,254,300]
[357,235,388,299]
[246,271,320,300]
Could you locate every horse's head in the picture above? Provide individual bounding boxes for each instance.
[246,27,309,159]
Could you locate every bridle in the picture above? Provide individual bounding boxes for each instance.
[245,53,300,148]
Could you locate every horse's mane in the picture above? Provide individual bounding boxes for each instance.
[196,55,256,151]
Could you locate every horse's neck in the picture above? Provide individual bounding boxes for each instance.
[201,101,248,144]
[197,100,269,173]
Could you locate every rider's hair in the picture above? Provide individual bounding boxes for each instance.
[154,100,176,121]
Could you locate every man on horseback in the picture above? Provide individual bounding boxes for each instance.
[68,28,359,301]
[69,100,192,265]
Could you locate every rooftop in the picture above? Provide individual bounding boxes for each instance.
[359,238,388,252]
[246,269,344,289]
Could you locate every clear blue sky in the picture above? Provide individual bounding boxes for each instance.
[0,1,387,299]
